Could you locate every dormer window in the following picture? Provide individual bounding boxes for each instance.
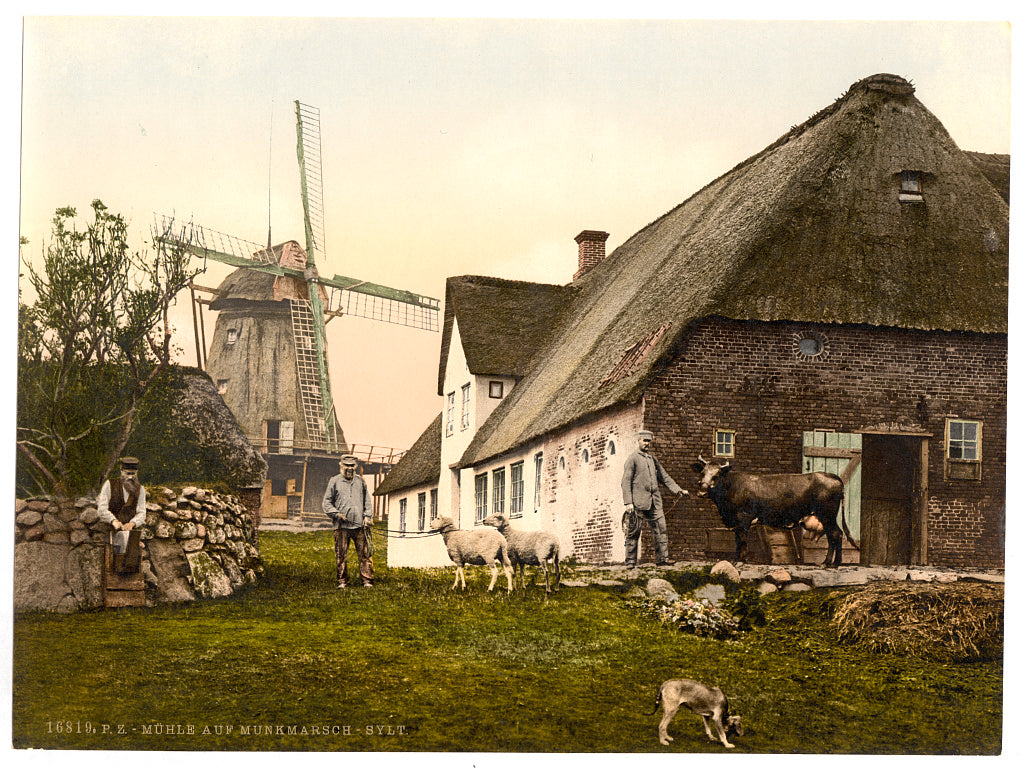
[226,329,239,345]
[899,171,924,202]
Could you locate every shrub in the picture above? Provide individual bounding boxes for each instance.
[630,594,741,639]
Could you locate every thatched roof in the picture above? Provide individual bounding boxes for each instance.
[965,151,1010,204]
[373,412,442,496]
[437,275,574,395]
[458,73,1009,469]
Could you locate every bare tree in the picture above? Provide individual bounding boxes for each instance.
[18,200,199,498]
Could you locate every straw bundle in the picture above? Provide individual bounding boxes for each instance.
[832,581,1003,662]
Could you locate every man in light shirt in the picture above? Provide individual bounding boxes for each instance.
[96,456,147,573]
[322,454,374,588]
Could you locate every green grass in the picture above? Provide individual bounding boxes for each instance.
[12,531,1003,753]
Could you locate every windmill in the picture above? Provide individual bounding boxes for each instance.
[154,101,440,519]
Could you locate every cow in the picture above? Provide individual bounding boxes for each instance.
[690,455,847,567]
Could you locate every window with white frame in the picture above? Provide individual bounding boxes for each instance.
[945,418,982,481]
[417,492,427,531]
[899,170,924,202]
[715,429,735,458]
[399,498,407,536]
[461,383,471,430]
[492,467,506,515]
[445,392,455,437]
[489,380,504,399]
[533,453,543,510]
[430,488,438,520]
[510,461,524,517]
[474,473,488,522]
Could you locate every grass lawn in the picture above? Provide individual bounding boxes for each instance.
[12,530,1003,753]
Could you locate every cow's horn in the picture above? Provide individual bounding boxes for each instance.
[721,460,731,468]
[697,453,708,466]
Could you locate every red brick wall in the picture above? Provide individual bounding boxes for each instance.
[642,318,1006,568]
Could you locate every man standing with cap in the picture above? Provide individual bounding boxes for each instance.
[96,456,147,574]
[621,430,687,568]
[322,454,374,588]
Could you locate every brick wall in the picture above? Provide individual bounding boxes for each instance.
[642,318,1006,568]
[542,405,643,563]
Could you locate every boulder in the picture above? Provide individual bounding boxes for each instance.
[693,583,726,606]
[186,551,233,598]
[65,545,104,609]
[646,578,679,602]
[710,560,741,582]
[146,538,195,603]
[14,542,73,612]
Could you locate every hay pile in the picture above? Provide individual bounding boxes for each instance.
[832,581,1003,662]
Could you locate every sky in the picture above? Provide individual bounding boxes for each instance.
[13,13,1014,455]
[4,8,1021,766]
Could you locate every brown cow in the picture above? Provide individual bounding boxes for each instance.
[691,455,847,566]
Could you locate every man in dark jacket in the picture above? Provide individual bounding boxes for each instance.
[322,454,374,588]
[621,431,686,568]
[96,456,147,574]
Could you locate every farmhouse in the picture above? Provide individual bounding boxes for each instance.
[376,73,1008,569]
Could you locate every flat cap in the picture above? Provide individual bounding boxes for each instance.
[120,456,140,469]
[340,454,358,467]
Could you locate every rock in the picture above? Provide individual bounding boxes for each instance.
[65,545,104,609]
[15,499,28,514]
[69,529,91,546]
[710,560,741,582]
[693,583,726,606]
[181,538,205,553]
[26,500,53,513]
[79,507,100,525]
[14,542,73,611]
[646,578,679,601]
[23,524,46,542]
[782,582,812,592]
[757,581,778,595]
[74,497,93,509]
[221,555,244,585]
[16,509,43,527]
[174,521,198,540]
[767,568,793,585]
[146,539,195,602]
[153,520,175,539]
[43,532,70,545]
[42,513,67,533]
[161,509,180,521]
[186,551,232,598]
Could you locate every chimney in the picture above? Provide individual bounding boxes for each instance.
[573,230,609,281]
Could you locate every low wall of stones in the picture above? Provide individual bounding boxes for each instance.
[14,486,263,613]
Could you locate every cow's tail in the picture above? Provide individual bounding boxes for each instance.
[838,491,860,550]
[647,685,663,715]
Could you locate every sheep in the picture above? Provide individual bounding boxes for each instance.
[429,516,513,593]
[481,513,561,594]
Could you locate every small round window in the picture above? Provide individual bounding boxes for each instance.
[799,337,822,356]
[792,330,829,362]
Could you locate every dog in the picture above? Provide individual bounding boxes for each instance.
[649,678,744,749]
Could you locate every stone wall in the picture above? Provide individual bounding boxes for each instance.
[14,486,263,613]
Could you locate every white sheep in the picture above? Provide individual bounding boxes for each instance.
[429,516,513,593]
[482,513,561,594]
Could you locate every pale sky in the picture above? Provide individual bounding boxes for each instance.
[14,13,1013,452]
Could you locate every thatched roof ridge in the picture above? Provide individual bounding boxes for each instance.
[457,73,1009,469]
[373,412,442,496]
[437,275,575,396]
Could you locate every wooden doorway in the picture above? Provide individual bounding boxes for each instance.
[859,434,927,565]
